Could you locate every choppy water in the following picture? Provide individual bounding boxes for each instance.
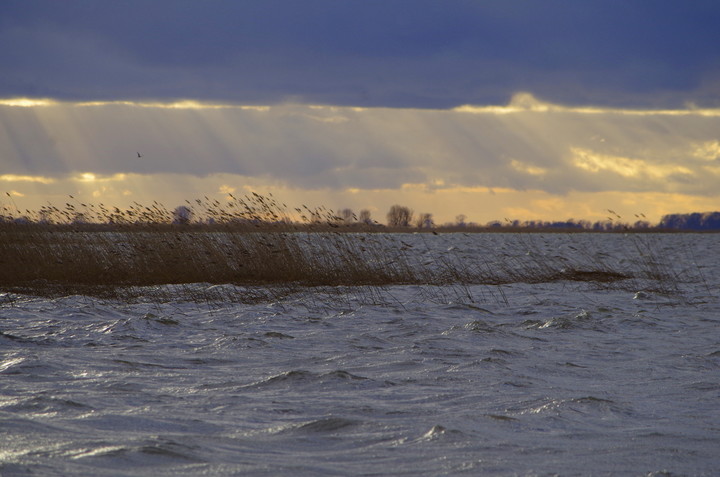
[1,233,719,476]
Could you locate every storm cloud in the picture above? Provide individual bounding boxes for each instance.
[2,1,720,108]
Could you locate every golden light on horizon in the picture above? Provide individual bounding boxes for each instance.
[0,174,56,184]
[455,92,720,117]
[73,172,127,183]
[0,98,58,107]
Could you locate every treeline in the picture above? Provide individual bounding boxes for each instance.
[2,193,719,232]
[657,212,720,231]
[384,207,720,232]
[446,212,720,231]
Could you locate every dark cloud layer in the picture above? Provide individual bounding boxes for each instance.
[2,1,719,108]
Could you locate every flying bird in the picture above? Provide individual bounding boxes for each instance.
[137,152,143,158]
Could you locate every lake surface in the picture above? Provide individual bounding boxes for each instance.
[1,233,719,475]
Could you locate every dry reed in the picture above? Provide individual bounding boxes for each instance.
[0,194,691,304]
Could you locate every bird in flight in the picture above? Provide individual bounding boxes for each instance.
[137,152,143,158]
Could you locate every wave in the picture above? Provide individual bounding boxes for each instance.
[293,417,360,434]
[247,369,372,390]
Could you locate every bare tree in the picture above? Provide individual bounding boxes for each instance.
[339,208,356,223]
[172,205,193,225]
[386,205,413,227]
[358,209,372,225]
[415,212,434,229]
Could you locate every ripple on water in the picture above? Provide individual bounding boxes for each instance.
[66,438,206,467]
[0,394,93,417]
[293,417,360,434]
[510,395,637,429]
[246,369,373,391]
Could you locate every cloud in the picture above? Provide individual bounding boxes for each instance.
[2,1,720,108]
[72,172,128,183]
[570,148,694,180]
[510,159,548,177]
[5,0,720,229]
[2,95,720,201]
[692,140,720,161]
[0,174,56,184]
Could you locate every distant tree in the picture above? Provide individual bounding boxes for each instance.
[660,211,720,230]
[339,208,356,223]
[686,213,703,229]
[455,214,466,227]
[172,205,193,225]
[592,220,615,231]
[547,219,583,229]
[704,212,720,229]
[358,209,372,225]
[660,213,680,229]
[386,205,413,227]
[415,212,434,229]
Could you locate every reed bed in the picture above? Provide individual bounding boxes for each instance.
[0,194,691,304]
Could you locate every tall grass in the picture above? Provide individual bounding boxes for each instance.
[0,194,693,305]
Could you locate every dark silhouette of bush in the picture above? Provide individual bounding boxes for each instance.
[659,212,720,230]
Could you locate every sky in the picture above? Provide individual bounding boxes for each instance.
[1,1,720,225]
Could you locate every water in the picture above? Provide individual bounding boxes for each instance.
[1,233,719,476]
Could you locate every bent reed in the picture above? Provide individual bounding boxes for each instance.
[0,194,687,303]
